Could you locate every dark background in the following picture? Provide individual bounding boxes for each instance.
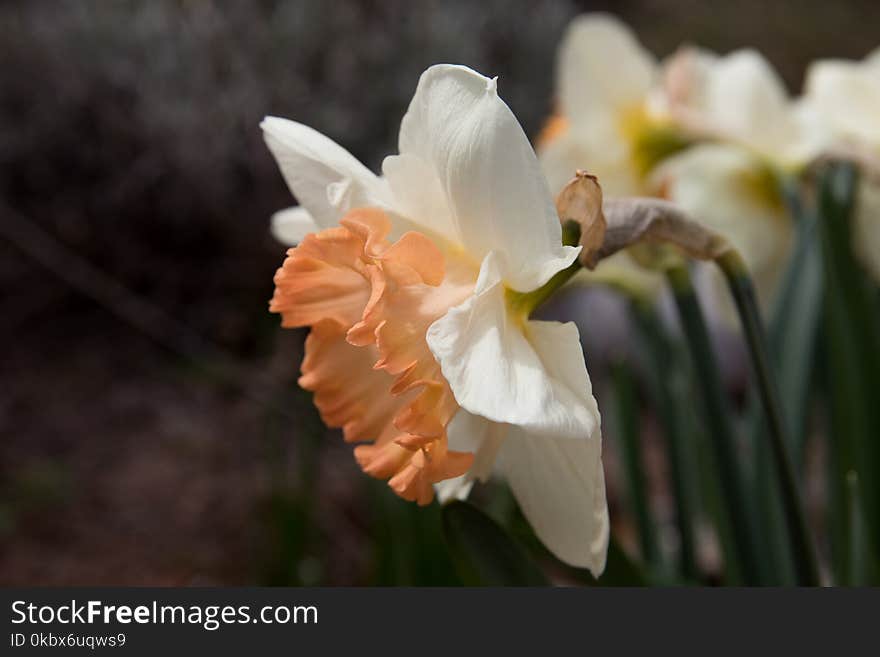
[1,0,875,585]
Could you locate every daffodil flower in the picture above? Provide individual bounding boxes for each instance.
[650,144,793,322]
[537,13,816,195]
[659,47,822,166]
[650,49,819,318]
[536,14,675,299]
[538,13,813,314]
[537,13,669,199]
[805,49,880,282]
[263,64,609,574]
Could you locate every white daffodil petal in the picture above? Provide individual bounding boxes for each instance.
[652,144,790,268]
[398,64,578,291]
[500,425,608,574]
[806,59,880,147]
[539,130,640,198]
[653,143,792,317]
[381,153,456,244]
[270,206,319,245]
[703,50,797,156]
[657,46,718,115]
[434,410,506,503]
[427,252,601,440]
[434,475,474,504]
[261,116,386,228]
[447,409,508,482]
[866,47,880,71]
[558,13,655,132]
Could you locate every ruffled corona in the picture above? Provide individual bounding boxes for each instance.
[270,208,475,504]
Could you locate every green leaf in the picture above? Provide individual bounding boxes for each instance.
[611,361,661,570]
[717,250,820,585]
[768,185,824,456]
[442,501,548,586]
[630,302,699,581]
[749,182,823,585]
[667,264,764,585]
[370,484,462,586]
[816,161,880,580]
[596,539,651,586]
[845,471,879,585]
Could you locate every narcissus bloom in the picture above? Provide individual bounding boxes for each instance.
[536,13,676,297]
[538,13,816,196]
[805,49,880,282]
[538,13,812,312]
[651,144,793,321]
[264,65,608,573]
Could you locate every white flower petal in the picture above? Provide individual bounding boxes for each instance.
[397,64,578,291]
[652,143,793,319]
[435,410,504,503]
[434,475,474,504]
[702,50,800,158]
[866,47,880,71]
[270,206,319,245]
[430,276,608,572]
[381,153,456,245]
[558,13,656,133]
[499,424,608,574]
[427,252,601,440]
[656,46,719,116]
[261,116,387,228]
[805,57,880,147]
[539,129,642,199]
[447,409,508,482]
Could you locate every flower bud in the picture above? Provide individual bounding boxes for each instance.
[555,170,606,267]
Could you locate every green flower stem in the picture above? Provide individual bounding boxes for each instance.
[630,301,698,581]
[611,361,661,569]
[815,161,880,580]
[845,471,872,586]
[716,250,821,586]
[666,264,762,585]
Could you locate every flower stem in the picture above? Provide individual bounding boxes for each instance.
[611,361,662,569]
[630,301,699,581]
[666,263,763,585]
[716,250,821,586]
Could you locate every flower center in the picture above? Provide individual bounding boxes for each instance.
[618,104,692,178]
[270,208,476,504]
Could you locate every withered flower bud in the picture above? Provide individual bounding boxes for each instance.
[555,170,606,268]
[596,197,732,265]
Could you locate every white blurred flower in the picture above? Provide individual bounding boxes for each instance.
[538,13,808,311]
[667,50,825,167]
[652,144,794,323]
[538,13,667,198]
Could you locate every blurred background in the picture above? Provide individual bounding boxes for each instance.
[1,0,877,585]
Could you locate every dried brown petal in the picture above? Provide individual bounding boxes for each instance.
[555,170,606,262]
[593,197,732,267]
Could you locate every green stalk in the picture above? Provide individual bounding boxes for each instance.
[747,181,822,585]
[815,162,880,578]
[845,471,871,586]
[630,302,698,581]
[666,264,763,585]
[611,362,661,569]
[716,251,821,586]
